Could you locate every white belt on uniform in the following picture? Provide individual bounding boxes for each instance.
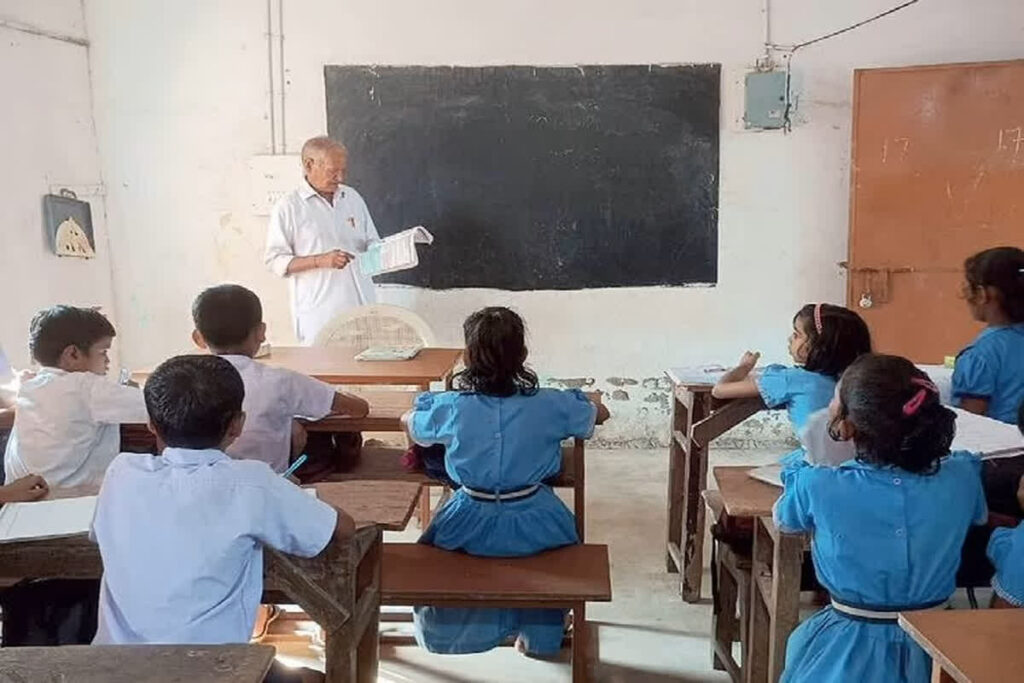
[462,484,540,501]
[830,599,947,621]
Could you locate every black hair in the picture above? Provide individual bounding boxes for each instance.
[794,303,872,378]
[964,246,1024,323]
[192,284,263,349]
[452,307,539,397]
[836,354,955,474]
[144,355,244,449]
[29,305,116,367]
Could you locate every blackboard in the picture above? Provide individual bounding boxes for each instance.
[325,65,720,290]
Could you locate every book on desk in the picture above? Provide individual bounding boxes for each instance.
[0,496,96,543]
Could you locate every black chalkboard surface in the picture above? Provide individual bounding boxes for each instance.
[325,65,720,290]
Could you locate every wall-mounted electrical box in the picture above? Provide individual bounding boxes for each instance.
[744,70,787,129]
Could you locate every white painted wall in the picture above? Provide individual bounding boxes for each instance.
[82,0,1024,445]
[0,0,116,369]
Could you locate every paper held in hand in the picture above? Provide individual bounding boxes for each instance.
[359,226,434,277]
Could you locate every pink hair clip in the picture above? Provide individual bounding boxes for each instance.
[902,377,939,416]
[813,303,823,335]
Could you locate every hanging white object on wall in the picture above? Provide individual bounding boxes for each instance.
[43,191,96,259]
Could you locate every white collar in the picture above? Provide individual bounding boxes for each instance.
[160,447,230,467]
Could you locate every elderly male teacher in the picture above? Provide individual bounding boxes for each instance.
[264,136,380,345]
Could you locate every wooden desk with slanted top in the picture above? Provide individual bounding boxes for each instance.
[132,347,463,390]
[0,644,275,683]
[898,609,1024,683]
[664,372,765,602]
[0,480,423,683]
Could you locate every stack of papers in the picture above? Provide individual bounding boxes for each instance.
[0,496,97,543]
[359,226,434,277]
[354,345,422,362]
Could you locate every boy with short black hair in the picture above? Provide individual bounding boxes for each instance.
[92,355,352,654]
[191,284,368,474]
[4,305,146,487]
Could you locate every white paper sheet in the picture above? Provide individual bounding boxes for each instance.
[359,226,434,277]
[0,495,97,543]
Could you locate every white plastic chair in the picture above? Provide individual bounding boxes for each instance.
[312,304,437,351]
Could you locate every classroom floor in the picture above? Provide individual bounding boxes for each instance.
[269,445,781,682]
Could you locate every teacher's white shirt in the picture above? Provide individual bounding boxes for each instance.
[264,179,380,344]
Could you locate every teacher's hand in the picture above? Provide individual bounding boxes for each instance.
[315,249,352,270]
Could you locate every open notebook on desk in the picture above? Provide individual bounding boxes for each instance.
[0,495,97,543]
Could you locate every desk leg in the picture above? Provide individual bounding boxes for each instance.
[666,387,690,574]
[931,663,955,683]
[681,392,711,602]
[749,518,801,683]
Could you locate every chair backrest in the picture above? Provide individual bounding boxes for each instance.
[313,304,437,350]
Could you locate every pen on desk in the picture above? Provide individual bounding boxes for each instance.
[281,454,307,479]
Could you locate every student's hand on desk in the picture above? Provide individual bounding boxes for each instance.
[315,249,352,270]
[0,474,49,503]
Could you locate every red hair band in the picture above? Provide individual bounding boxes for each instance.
[813,303,823,335]
[902,377,939,416]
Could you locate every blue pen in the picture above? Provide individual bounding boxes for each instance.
[281,454,308,479]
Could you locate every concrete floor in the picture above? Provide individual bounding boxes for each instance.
[372,446,782,683]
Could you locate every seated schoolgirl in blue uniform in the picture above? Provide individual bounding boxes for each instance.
[403,307,609,657]
[713,303,871,465]
[776,354,987,683]
[953,246,1024,424]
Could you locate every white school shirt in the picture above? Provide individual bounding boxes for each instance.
[264,179,380,345]
[221,354,337,472]
[92,447,337,645]
[3,368,148,487]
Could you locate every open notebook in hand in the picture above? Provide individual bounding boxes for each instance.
[0,495,97,543]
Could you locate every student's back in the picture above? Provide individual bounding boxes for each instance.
[777,355,986,683]
[91,355,349,648]
[3,306,145,488]
[190,285,367,473]
[93,449,332,643]
[406,307,608,656]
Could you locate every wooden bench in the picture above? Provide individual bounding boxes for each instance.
[331,441,589,540]
[381,543,612,683]
[0,644,275,682]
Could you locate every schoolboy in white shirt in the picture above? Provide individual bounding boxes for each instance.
[4,306,147,487]
[92,355,352,681]
[191,284,369,474]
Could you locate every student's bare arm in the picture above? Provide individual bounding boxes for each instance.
[958,397,989,416]
[712,351,762,399]
[331,392,370,418]
[332,507,356,541]
[594,402,610,425]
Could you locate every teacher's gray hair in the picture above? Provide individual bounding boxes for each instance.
[300,136,347,163]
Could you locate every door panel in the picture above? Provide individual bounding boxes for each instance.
[848,60,1024,362]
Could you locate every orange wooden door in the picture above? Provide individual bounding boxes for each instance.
[847,60,1024,363]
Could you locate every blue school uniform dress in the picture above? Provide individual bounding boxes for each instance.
[988,523,1024,606]
[775,453,987,683]
[408,388,597,655]
[757,365,836,466]
[953,324,1024,424]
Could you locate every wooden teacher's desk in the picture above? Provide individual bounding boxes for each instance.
[0,480,423,683]
[133,346,464,391]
